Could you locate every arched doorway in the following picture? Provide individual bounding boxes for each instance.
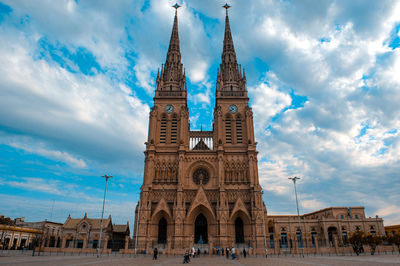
[328,226,337,244]
[158,217,167,244]
[235,217,244,243]
[194,214,208,244]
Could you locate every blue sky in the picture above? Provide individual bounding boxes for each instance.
[0,0,400,228]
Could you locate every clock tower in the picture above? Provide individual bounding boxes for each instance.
[134,4,267,255]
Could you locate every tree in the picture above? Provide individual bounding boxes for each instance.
[364,234,382,255]
[386,233,400,254]
[348,231,365,256]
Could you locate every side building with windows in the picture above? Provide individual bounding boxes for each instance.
[267,206,385,253]
[61,213,130,252]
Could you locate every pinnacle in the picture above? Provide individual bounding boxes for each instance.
[167,9,180,54]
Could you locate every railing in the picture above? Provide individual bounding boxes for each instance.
[189,131,213,150]
[219,91,245,97]
[156,91,185,97]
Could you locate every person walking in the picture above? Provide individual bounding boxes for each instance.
[226,247,229,259]
[265,247,268,258]
[183,249,190,264]
[153,248,158,260]
[243,248,246,258]
[231,247,235,260]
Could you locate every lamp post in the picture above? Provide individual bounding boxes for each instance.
[98,174,112,258]
[261,189,267,258]
[134,199,140,256]
[288,176,304,258]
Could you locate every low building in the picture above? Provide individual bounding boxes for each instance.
[61,213,130,252]
[0,223,41,250]
[16,218,63,248]
[267,207,384,252]
[385,224,400,236]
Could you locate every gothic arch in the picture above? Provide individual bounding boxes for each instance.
[150,198,174,245]
[228,198,251,246]
[185,203,217,244]
[151,198,172,222]
[230,197,251,222]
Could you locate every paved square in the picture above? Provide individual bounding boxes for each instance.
[1,253,400,266]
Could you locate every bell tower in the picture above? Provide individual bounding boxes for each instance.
[147,3,189,152]
[214,4,255,149]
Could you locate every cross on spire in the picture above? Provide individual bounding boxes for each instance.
[223,3,231,13]
[172,3,181,13]
[223,3,231,15]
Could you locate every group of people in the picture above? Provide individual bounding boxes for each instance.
[154,246,267,263]
[210,247,248,259]
[183,247,202,263]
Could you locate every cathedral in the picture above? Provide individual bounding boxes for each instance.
[133,4,267,254]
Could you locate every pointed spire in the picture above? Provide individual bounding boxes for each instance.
[216,4,247,95]
[168,4,181,54]
[222,3,236,63]
[155,3,186,96]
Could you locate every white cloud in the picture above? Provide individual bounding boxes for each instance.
[0,20,149,173]
[8,141,87,169]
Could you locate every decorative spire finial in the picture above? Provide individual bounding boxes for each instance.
[172,3,181,14]
[223,3,231,15]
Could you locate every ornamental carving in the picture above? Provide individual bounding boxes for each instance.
[193,168,209,185]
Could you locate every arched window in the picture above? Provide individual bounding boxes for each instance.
[235,217,244,243]
[170,85,172,91]
[171,115,178,143]
[236,116,243,143]
[158,217,167,244]
[225,116,232,143]
[160,115,167,143]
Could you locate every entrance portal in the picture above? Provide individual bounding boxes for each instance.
[158,217,167,244]
[235,217,244,243]
[194,213,208,244]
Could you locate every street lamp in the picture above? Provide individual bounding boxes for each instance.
[134,199,140,256]
[288,176,304,258]
[98,174,113,258]
[261,189,267,258]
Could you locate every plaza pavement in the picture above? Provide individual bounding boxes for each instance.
[0,253,399,266]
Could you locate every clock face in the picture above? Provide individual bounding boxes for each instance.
[228,105,238,114]
[165,105,174,113]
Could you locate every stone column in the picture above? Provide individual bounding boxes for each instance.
[61,236,66,249]
[124,235,129,251]
[333,236,339,254]
[103,236,109,252]
[83,236,87,250]
[315,236,319,254]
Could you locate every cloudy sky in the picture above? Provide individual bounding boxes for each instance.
[1,0,399,228]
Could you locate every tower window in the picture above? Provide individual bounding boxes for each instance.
[225,116,232,143]
[160,116,167,144]
[171,115,178,143]
[170,85,172,91]
[236,117,243,143]
[230,85,233,91]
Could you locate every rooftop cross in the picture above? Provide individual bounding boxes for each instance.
[223,3,231,15]
[172,3,181,13]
